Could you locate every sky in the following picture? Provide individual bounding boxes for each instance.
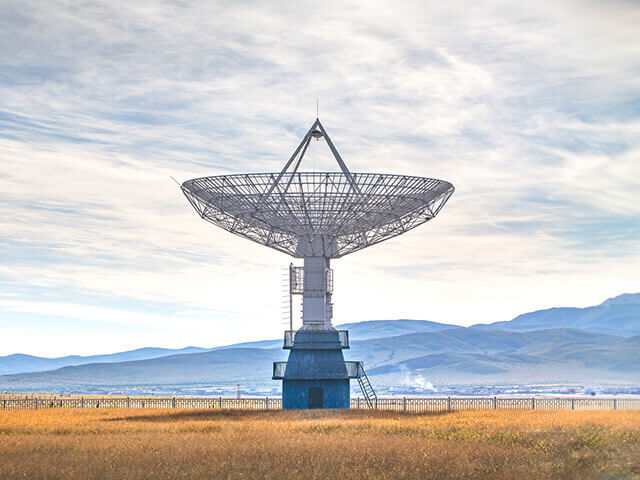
[1,0,639,357]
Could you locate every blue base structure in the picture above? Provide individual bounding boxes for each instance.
[273,329,359,409]
[283,379,350,409]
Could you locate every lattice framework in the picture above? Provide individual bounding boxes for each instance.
[181,119,454,258]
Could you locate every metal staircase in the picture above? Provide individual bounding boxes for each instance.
[356,362,377,408]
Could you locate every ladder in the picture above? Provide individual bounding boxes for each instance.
[356,362,377,409]
[281,266,292,330]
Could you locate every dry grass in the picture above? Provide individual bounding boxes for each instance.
[1,408,639,479]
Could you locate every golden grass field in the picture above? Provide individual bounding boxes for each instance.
[0,408,639,479]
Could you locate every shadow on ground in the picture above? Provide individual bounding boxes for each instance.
[104,409,451,423]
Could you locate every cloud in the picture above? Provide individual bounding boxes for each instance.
[0,0,639,355]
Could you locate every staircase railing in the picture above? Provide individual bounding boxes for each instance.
[356,362,377,409]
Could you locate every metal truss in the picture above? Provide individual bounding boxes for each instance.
[181,120,455,258]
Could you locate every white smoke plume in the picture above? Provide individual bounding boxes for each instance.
[399,364,438,392]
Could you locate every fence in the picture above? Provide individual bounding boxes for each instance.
[1,395,639,411]
[352,396,640,411]
[0,396,281,410]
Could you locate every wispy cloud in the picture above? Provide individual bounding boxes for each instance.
[0,0,639,355]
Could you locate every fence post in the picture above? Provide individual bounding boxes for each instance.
[35,398,38,410]
[126,397,130,408]
[403,397,406,412]
[266,397,269,409]
[613,398,617,410]
[494,396,497,410]
[375,398,378,410]
[571,397,575,410]
[81,397,84,408]
[219,396,222,409]
[357,397,360,409]
[172,397,176,408]
[447,396,451,412]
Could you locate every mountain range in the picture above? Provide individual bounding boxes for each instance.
[473,292,640,336]
[1,292,639,394]
[0,346,208,376]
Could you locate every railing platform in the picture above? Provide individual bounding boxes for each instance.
[283,330,349,349]
[272,361,359,379]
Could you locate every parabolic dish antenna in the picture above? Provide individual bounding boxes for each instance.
[181,119,454,258]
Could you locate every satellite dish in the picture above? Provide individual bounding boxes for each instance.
[180,118,455,409]
[181,119,454,258]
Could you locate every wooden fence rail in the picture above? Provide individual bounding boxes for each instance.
[1,396,639,411]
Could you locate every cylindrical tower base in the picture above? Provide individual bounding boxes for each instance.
[274,329,354,409]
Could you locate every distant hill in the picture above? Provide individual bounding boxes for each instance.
[346,327,620,368]
[0,347,207,376]
[337,319,460,340]
[0,348,285,390]
[368,335,640,385]
[369,352,551,377]
[536,335,640,372]
[473,293,640,336]
[600,293,640,307]
[210,339,281,350]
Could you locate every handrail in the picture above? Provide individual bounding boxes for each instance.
[273,361,359,379]
[283,330,349,349]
